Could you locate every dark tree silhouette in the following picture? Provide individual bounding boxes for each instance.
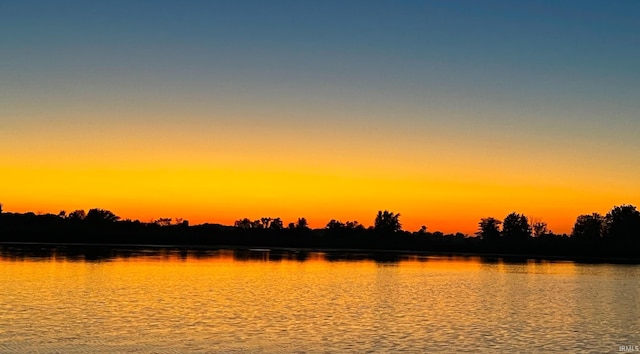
[235,218,274,229]
[477,217,501,240]
[605,205,640,242]
[502,212,531,240]
[260,217,272,229]
[294,217,309,230]
[374,210,401,233]
[269,218,284,230]
[346,221,363,230]
[530,218,549,237]
[2,202,640,261]
[259,217,286,229]
[67,209,86,220]
[86,209,120,223]
[326,219,344,230]
[154,218,172,227]
[234,218,253,229]
[327,220,365,231]
[572,213,604,242]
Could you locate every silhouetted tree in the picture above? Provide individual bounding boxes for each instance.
[326,220,365,232]
[326,219,345,230]
[374,210,401,233]
[67,209,86,221]
[347,221,365,230]
[235,218,271,229]
[269,218,283,230]
[294,217,309,230]
[154,218,172,227]
[86,208,120,223]
[572,213,604,242]
[477,217,501,240]
[3,202,640,259]
[530,218,549,237]
[260,217,272,229]
[502,212,531,240]
[234,218,252,229]
[605,205,640,242]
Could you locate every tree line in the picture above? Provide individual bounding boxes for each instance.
[477,205,640,243]
[0,203,638,261]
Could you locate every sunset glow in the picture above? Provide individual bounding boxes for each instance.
[2,1,639,234]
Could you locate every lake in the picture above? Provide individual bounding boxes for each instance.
[0,246,638,353]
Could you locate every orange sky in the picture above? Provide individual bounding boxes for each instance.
[2,120,637,234]
[2,1,639,235]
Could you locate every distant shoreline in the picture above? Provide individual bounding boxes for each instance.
[2,241,639,264]
[2,206,639,264]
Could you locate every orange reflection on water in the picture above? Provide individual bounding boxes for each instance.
[1,247,639,353]
[490,259,578,276]
[399,255,484,271]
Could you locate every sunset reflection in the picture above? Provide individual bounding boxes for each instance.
[1,247,639,352]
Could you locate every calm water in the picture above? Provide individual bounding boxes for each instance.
[0,247,639,353]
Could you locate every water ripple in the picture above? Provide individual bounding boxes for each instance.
[0,251,638,353]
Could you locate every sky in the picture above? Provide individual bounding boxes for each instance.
[1,0,639,234]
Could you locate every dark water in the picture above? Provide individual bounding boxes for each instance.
[0,247,638,353]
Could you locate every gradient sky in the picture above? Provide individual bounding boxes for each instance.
[1,0,639,234]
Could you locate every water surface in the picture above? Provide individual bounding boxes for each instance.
[0,247,638,353]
